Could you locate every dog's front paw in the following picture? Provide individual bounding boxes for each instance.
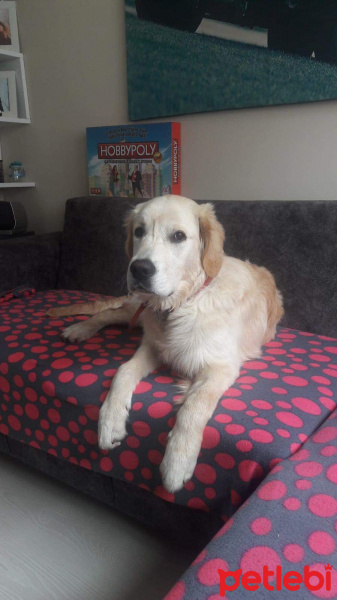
[160,432,199,493]
[61,322,95,343]
[98,400,128,450]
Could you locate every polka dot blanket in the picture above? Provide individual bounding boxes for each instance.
[165,413,337,599]
[0,290,336,525]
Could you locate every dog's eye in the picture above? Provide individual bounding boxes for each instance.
[134,226,144,238]
[171,230,186,243]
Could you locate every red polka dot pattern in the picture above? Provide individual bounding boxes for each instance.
[1,290,337,535]
[165,410,337,600]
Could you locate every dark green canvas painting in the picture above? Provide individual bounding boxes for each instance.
[125,0,337,119]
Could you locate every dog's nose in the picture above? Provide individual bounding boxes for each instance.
[130,259,156,281]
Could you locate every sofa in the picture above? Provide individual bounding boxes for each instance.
[1,197,337,599]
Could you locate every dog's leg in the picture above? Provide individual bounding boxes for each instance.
[61,305,134,343]
[46,296,129,318]
[160,363,240,493]
[98,339,159,450]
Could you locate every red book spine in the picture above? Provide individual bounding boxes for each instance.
[171,122,181,195]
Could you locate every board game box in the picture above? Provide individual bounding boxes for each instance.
[87,122,181,198]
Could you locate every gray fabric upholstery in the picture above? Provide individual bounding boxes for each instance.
[56,198,133,296]
[214,200,337,337]
[1,435,221,549]
[0,233,61,293]
[57,197,337,337]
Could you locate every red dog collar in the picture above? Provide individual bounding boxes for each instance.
[129,277,213,330]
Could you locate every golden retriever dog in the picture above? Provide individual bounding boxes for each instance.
[48,195,283,492]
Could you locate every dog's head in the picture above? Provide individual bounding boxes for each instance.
[125,195,225,304]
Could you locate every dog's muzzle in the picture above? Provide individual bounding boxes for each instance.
[129,259,156,291]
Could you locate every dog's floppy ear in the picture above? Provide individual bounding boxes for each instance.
[199,203,225,278]
[125,204,144,259]
[124,210,135,260]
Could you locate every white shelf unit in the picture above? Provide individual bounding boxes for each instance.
[0,49,30,123]
[0,116,30,126]
[0,182,35,188]
[0,47,34,198]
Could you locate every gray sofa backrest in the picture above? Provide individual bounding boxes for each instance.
[57,197,337,337]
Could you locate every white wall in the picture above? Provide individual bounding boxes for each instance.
[2,0,337,234]
[1,0,128,233]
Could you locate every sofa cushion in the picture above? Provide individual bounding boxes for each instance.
[56,197,131,296]
[0,290,337,519]
[0,233,61,294]
[167,410,337,599]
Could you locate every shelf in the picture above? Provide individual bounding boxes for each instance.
[0,49,23,63]
[0,53,30,121]
[0,117,30,127]
[0,182,35,188]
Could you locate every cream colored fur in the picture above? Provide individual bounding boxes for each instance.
[48,195,283,493]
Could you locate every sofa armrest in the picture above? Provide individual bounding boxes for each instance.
[0,232,62,292]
